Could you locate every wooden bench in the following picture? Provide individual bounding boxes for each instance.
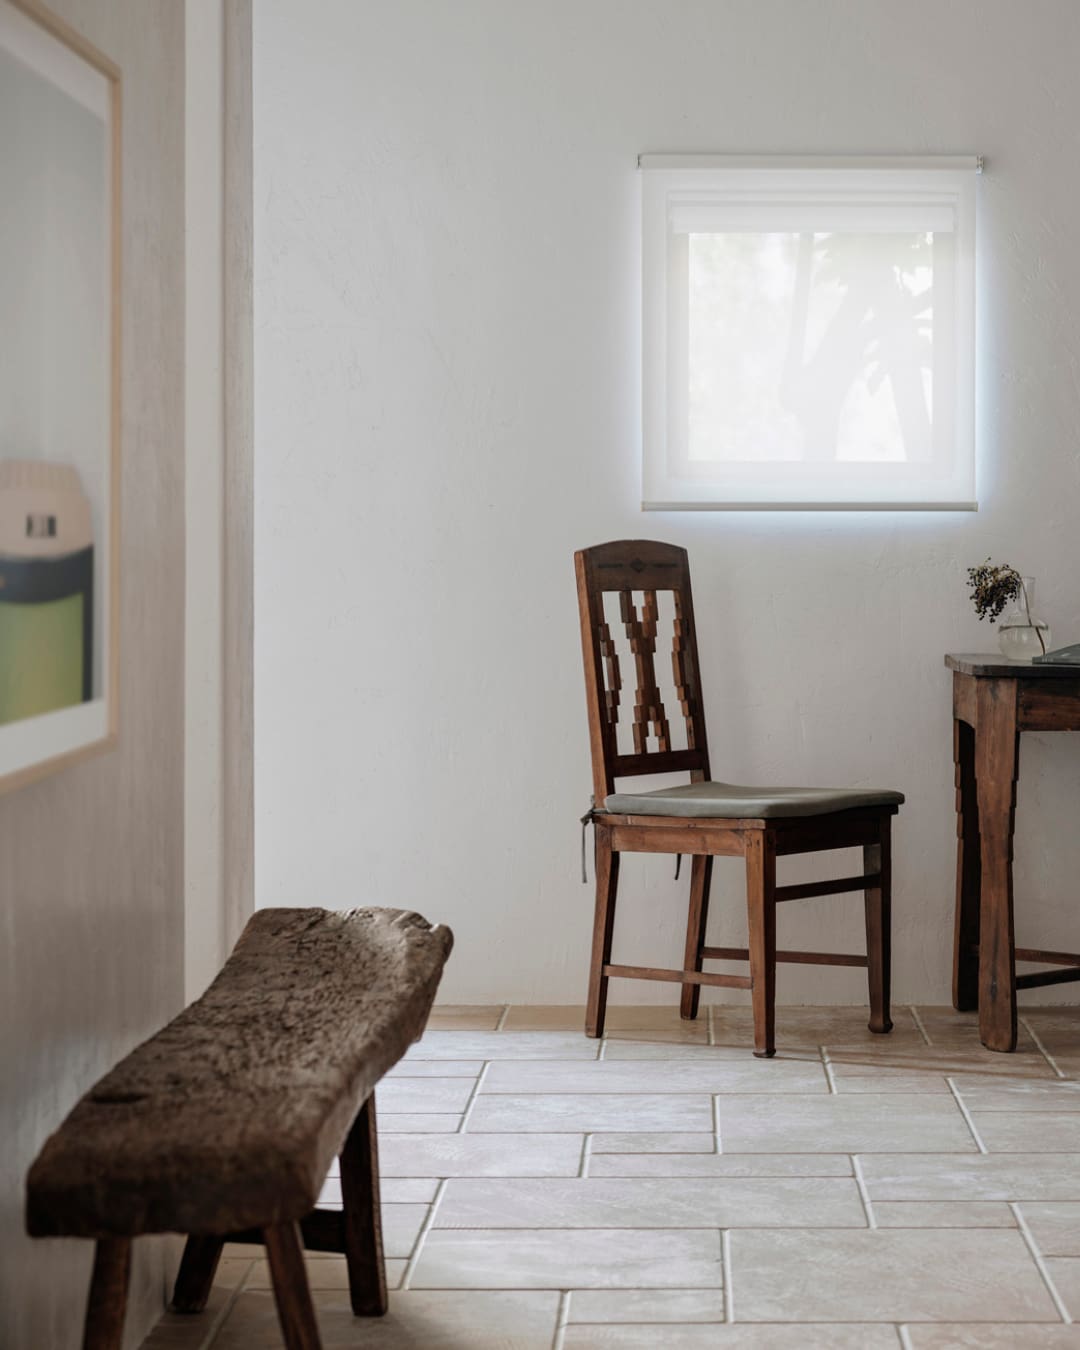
[25,906,453,1350]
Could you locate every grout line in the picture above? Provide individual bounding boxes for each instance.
[400,1180,446,1291]
[578,1133,593,1178]
[552,1289,571,1350]
[1011,1200,1073,1323]
[456,1062,491,1134]
[721,1228,734,1322]
[896,1325,914,1350]
[946,1076,988,1154]
[820,1044,837,1094]
[712,1094,722,1154]
[909,1005,932,1046]
[851,1154,876,1229]
[495,1005,510,1032]
[1022,1015,1067,1079]
[708,1005,716,1046]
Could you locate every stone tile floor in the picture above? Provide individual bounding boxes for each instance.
[141,1003,1080,1348]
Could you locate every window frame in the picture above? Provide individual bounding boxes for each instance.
[640,155,979,512]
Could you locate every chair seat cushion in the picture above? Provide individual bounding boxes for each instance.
[603,781,904,820]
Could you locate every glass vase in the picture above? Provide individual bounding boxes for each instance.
[997,576,1051,661]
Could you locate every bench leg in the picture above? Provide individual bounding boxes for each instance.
[82,1237,130,1350]
[264,1222,322,1350]
[170,1235,224,1313]
[341,1094,388,1315]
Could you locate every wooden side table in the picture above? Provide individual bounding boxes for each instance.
[948,654,1080,1051]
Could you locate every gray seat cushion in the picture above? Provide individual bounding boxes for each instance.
[603,781,904,820]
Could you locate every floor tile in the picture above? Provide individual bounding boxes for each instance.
[1019,1203,1080,1256]
[567,1288,726,1323]
[562,1326,901,1348]
[435,1176,865,1229]
[918,1006,1042,1051]
[826,1042,1056,1078]
[731,1228,1058,1321]
[872,1200,1016,1227]
[406,1031,600,1060]
[382,1178,440,1203]
[715,1094,976,1152]
[904,1328,1080,1348]
[379,1113,462,1133]
[601,1040,753,1061]
[828,1065,952,1093]
[380,1132,584,1177]
[973,1112,1080,1152]
[501,1004,587,1030]
[861,1153,1080,1201]
[590,1132,716,1153]
[1044,1258,1080,1318]
[468,1093,713,1133]
[211,1289,559,1348]
[425,1005,506,1031]
[385,1060,484,1078]
[712,1004,924,1049]
[410,1227,722,1289]
[952,1078,1080,1112]
[482,1058,827,1095]
[589,1153,852,1178]
[377,1078,477,1113]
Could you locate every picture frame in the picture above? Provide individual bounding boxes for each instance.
[0,0,121,793]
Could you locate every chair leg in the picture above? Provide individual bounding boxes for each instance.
[864,821,893,1035]
[264,1222,322,1350]
[340,1094,388,1316]
[170,1235,224,1313]
[680,855,713,1020]
[745,832,777,1058]
[82,1237,131,1350]
[586,823,619,1038]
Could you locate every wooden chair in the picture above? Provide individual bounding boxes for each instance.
[575,539,903,1057]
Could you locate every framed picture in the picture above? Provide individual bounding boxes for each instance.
[0,0,120,793]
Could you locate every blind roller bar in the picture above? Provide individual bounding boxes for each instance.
[640,154,983,173]
[669,203,956,232]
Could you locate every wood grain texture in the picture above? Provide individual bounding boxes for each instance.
[263,1222,321,1350]
[25,907,453,1237]
[82,1238,130,1350]
[952,714,981,1012]
[340,1095,387,1316]
[975,678,1020,1052]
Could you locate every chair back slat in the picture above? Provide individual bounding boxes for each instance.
[575,540,711,801]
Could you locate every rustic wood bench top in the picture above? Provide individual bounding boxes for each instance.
[26,906,453,1240]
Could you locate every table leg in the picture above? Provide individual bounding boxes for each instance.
[952,716,980,1011]
[975,679,1020,1052]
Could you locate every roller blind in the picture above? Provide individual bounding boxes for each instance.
[641,157,978,510]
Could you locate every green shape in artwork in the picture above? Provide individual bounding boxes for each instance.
[0,596,85,726]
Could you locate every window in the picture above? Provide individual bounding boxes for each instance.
[641,156,978,511]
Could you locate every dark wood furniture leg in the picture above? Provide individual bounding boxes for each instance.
[680,854,713,1020]
[586,824,619,1038]
[264,1221,322,1350]
[340,1094,387,1316]
[82,1237,131,1350]
[746,832,777,1058]
[952,714,981,1011]
[170,1235,225,1313]
[864,822,893,1034]
[976,678,1020,1052]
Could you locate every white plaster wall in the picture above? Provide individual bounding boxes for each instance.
[254,0,1080,1006]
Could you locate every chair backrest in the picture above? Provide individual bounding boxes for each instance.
[574,540,711,803]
